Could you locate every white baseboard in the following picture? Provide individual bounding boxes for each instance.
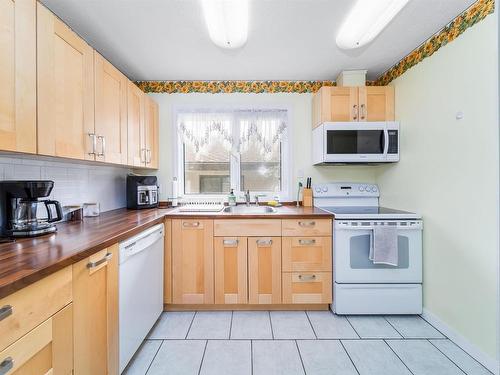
[422,308,499,374]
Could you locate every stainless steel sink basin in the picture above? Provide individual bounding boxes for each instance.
[223,205,277,214]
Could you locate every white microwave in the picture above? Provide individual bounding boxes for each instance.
[312,121,400,164]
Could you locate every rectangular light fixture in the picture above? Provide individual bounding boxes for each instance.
[336,0,410,49]
[201,0,249,49]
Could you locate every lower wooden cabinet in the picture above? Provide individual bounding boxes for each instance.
[72,245,119,375]
[282,236,332,272]
[282,272,332,304]
[248,237,282,304]
[214,237,248,304]
[172,219,214,304]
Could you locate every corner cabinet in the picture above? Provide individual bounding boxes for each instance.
[312,86,394,128]
[144,95,159,169]
[0,0,37,154]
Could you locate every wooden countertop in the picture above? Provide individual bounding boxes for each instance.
[0,206,332,299]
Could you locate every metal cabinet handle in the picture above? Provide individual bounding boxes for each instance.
[88,133,97,156]
[352,104,358,120]
[97,135,106,157]
[0,357,13,375]
[256,239,272,246]
[298,221,315,227]
[360,104,366,120]
[298,239,316,246]
[140,148,146,163]
[183,221,200,228]
[147,149,152,164]
[223,239,239,247]
[298,274,317,281]
[0,305,12,321]
[87,253,112,269]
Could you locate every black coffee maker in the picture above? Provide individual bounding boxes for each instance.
[0,181,63,238]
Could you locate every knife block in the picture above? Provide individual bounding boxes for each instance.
[303,188,313,207]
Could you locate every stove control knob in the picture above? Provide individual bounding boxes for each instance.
[322,187,328,193]
[315,187,321,193]
[373,187,378,192]
[359,186,365,192]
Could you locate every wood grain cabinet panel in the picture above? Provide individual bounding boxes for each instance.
[214,237,248,304]
[0,0,36,154]
[172,220,214,304]
[94,52,128,165]
[282,236,332,272]
[282,219,332,237]
[282,272,332,304]
[248,237,281,304]
[72,245,119,375]
[37,3,95,160]
[214,220,281,237]
[358,86,395,122]
[127,81,145,167]
[164,219,172,304]
[144,95,159,169]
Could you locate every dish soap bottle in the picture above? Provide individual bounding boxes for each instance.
[228,189,237,206]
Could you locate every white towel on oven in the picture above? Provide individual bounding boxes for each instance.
[369,225,398,266]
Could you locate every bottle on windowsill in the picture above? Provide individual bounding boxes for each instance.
[228,189,237,206]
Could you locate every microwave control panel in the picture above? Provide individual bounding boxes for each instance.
[388,130,399,154]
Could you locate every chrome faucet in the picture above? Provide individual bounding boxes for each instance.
[244,190,251,206]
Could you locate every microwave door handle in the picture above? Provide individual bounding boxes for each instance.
[383,129,389,156]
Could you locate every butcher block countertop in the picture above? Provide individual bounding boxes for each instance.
[0,206,332,299]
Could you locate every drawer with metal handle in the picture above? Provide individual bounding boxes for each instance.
[282,272,332,304]
[282,219,332,236]
[282,237,332,272]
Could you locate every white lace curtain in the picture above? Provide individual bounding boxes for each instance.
[177,109,287,158]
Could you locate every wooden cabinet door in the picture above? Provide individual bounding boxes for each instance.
[312,86,331,128]
[358,86,395,121]
[172,220,214,304]
[282,272,332,304]
[214,237,248,304]
[0,0,36,154]
[94,52,128,165]
[127,81,145,167]
[73,245,119,375]
[37,3,94,160]
[144,95,159,169]
[282,237,332,272]
[330,87,359,122]
[164,219,172,304]
[248,237,281,304]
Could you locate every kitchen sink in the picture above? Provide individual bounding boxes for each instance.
[223,205,278,214]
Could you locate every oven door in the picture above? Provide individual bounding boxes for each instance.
[334,220,423,283]
[323,122,388,163]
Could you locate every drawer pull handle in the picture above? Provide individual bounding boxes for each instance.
[298,221,315,227]
[298,239,316,245]
[87,253,112,269]
[256,239,272,246]
[0,357,13,375]
[183,221,200,228]
[298,274,317,281]
[0,305,12,322]
[223,239,239,247]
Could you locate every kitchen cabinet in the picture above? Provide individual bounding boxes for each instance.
[214,237,248,304]
[73,245,119,375]
[37,3,95,160]
[312,86,394,128]
[94,52,128,164]
[248,237,282,304]
[282,272,332,304]
[144,95,159,169]
[127,81,145,167]
[0,0,37,154]
[282,236,332,272]
[172,219,214,304]
[164,219,172,304]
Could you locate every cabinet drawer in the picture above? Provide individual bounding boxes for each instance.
[282,272,332,304]
[282,219,332,236]
[0,266,72,351]
[214,220,281,237]
[282,237,332,272]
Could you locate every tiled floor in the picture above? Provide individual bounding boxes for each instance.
[123,311,492,375]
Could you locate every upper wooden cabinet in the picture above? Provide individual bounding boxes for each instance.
[144,95,159,169]
[127,81,145,167]
[37,3,95,160]
[0,0,37,154]
[312,86,394,128]
[94,53,128,164]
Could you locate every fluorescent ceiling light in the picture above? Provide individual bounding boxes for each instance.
[201,0,249,49]
[336,0,409,49]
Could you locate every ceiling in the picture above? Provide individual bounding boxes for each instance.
[41,0,476,81]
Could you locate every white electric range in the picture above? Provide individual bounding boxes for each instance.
[313,182,423,315]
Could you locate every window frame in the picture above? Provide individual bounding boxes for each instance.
[173,106,292,202]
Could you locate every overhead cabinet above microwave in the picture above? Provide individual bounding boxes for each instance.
[312,122,400,164]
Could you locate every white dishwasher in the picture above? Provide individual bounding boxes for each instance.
[119,223,164,373]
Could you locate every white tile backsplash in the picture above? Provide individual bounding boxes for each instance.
[0,155,129,212]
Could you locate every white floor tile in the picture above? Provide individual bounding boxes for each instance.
[347,316,402,338]
[230,311,273,339]
[187,311,232,339]
[297,340,358,375]
[430,339,493,375]
[122,340,161,375]
[307,311,359,339]
[253,340,305,375]
[342,339,411,375]
[148,312,195,339]
[387,339,463,375]
[270,311,316,339]
[147,340,206,375]
[385,315,445,338]
[200,340,251,375]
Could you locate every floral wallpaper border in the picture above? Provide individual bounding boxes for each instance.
[135,0,494,94]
